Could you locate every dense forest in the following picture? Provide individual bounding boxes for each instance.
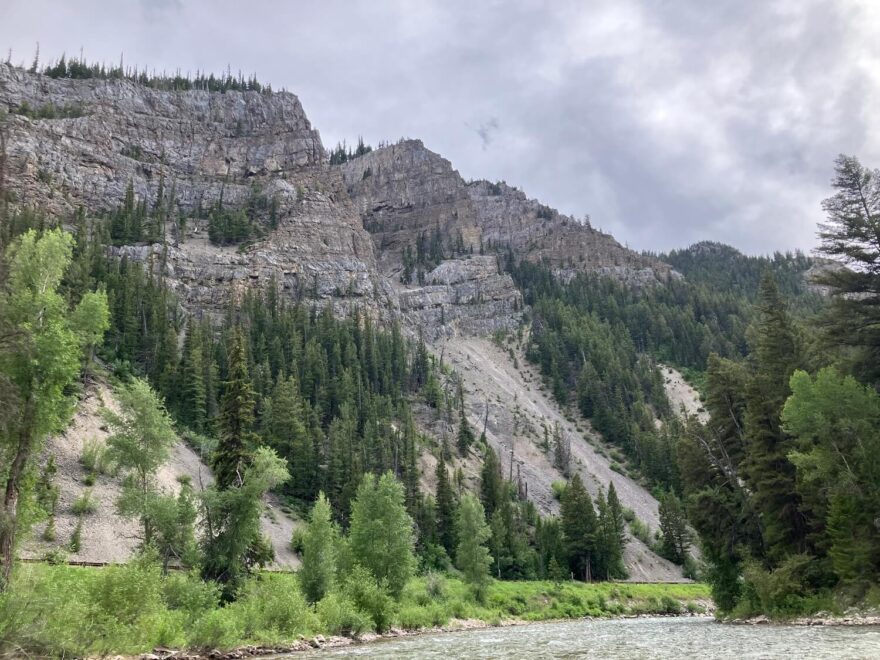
[675,156,880,616]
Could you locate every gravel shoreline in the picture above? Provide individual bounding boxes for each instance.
[104,612,716,660]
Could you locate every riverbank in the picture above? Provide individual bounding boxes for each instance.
[726,611,880,627]
[114,614,717,660]
[0,563,711,658]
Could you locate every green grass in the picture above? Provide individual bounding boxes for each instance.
[0,562,711,657]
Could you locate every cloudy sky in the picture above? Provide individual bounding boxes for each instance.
[2,0,878,254]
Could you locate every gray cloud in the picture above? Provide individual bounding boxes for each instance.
[2,0,878,254]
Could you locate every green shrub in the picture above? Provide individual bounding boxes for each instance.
[163,572,220,621]
[316,592,370,636]
[425,571,447,600]
[69,517,83,552]
[551,481,567,500]
[80,438,114,475]
[72,489,97,516]
[89,558,164,626]
[660,595,682,614]
[629,517,652,546]
[344,565,396,632]
[188,607,243,650]
[231,574,317,642]
[396,604,433,630]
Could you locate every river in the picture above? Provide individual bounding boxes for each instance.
[297,616,880,659]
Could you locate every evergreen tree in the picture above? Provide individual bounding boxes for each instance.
[657,492,691,565]
[560,473,597,581]
[816,155,880,384]
[434,455,457,556]
[177,322,207,432]
[743,273,805,560]
[479,445,504,520]
[213,329,259,490]
[598,483,628,578]
[201,447,288,600]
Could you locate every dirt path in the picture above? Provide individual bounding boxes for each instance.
[439,337,687,582]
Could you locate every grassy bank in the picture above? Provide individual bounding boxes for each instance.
[0,562,710,657]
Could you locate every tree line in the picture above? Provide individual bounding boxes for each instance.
[676,155,880,616]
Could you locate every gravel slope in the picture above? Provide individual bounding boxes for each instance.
[23,381,301,569]
[439,336,687,582]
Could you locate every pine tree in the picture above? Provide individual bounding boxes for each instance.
[213,329,259,490]
[816,155,880,384]
[434,455,457,556]
[743,273,805,560]
[560,473,597,582]
[178,322,207,432]
[480,445,504,520]
[658,492,691,565]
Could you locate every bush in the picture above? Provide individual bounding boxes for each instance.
[344,565,396,632]
[188,607,243,650]
[230,575,317,642]
[551,481,567,500]
[316,592,370,636]
[629,517,652,546]
[80,438,114,475]
[89,557,165,626]
[738,554,833,618]
[72,489,98,515]
[163,572,220,621]
[660,595,682,614]
[396,604,433,630]
[425,571,447,600]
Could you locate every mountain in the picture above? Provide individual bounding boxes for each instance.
[0,62,688,580]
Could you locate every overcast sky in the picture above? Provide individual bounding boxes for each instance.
[2,0,878,254]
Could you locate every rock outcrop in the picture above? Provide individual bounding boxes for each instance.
[0,63,384,318]
[341,139,671,283]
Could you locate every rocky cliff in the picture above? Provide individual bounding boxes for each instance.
[341,139,671,284]
[0,63,384,318]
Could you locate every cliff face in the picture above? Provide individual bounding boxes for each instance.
[341,139,671,284]
[0,63,384,318]
[1,64,666,328]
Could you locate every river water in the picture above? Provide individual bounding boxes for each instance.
[298,617,880,659]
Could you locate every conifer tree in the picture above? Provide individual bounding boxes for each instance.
[480,445,504,519]
[743,273,805,559]
[658,492,691,565]
[213,329,259,490]
[178,322,207,432]
[560,473,597,581]
[434,455,457,556]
